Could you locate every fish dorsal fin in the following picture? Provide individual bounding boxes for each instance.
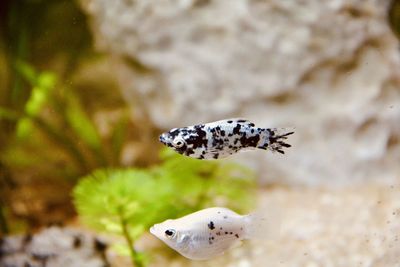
[210,118,255,128]
[226,118,253,125]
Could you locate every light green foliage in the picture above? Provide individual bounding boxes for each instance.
[14,61,57,139]
[1,60,127,176]
[73,148,256,266]
[0,0,127,234]
[64,93,102,151]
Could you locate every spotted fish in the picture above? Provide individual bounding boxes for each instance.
[159,118,294,159]
[150,207,261,260]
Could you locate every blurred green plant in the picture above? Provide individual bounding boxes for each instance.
[0,60,130,232]
[0,61,127,176]
[73,148,256,267]
[0,0,131,233]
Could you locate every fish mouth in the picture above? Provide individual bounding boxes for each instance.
[159,133,173,147]
[149,226,156,235]
[159,133,167,145]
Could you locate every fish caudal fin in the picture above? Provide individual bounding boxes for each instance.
[258,128,294,154]
[243,204,283,241]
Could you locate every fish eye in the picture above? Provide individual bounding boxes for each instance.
[172,137,185,148]
[165,229,176,239]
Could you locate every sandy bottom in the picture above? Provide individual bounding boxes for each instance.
[146,184,400,267]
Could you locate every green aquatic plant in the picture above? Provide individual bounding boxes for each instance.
[73,148,256,267]
[0,0,130,231]
[0,60,130,230]
[0,60,130,176]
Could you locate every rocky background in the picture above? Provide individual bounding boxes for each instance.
[79,0,400,186]
[74,0,400,266]
[0,227,109,267]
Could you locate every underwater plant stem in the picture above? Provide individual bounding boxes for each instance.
[0,107,89,174]
[30,116,89,174]
[119,211,143,267]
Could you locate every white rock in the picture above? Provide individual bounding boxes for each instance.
[80,0,400,186]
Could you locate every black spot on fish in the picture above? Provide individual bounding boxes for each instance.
[249,123,255,127]
[211,237,214,240]
[232,124,241,135]
[240,134,260,148]
[240,136,247,145]
[225,232,228,235]
[168,129,181,139]
[186,127,207,149]
[220,227,223,230]
[235,234,239,238]
[237,119,247,123]
[223,216,228,219]
[227,120,233,123]
[216,232,221,236]
[220,130,225,136]
[213,154,219,159]
[208,221,215,230]
[230,232,233,235]
[185,148,195,156]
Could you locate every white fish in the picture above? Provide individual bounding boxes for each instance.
[149,207,261,260]
[159,118,294,159]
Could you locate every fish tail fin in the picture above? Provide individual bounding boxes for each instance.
[258,128,294,154]
[243,213,266,240]
[243,205,283,240]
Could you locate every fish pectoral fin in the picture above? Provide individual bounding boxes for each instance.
[228,239,244,251]
[205,149,234,159]
[227,118,254,126]
[239,147,256,152]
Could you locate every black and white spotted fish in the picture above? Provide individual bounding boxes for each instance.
[150,207,261,260]
[159,118,294,159]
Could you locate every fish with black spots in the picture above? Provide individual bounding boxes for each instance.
[159,118,294,159]
[149,207,263,260]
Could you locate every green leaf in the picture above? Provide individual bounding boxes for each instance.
[110,114,129,160]
[0,106,20,120]
[16,117,33,139]
[112,243,132,256]
[65,93,102,150]
[25,87,46,116]
[122,201,140,220]
[127,225,145,240]
[37,71,57,91]
[100,218,122,234]
[14,61,37,86]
